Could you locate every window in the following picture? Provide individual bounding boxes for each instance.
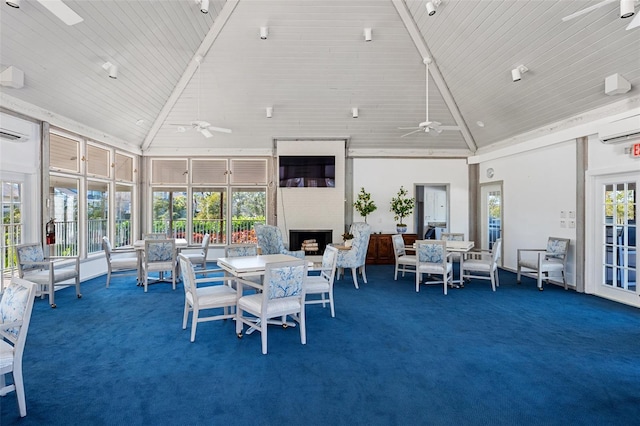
[150,158,268,245]
[603,181,636,291]
[1,180,23,291]
[49,129,138,257]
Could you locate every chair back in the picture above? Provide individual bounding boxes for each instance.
[0,277,37,352]
[254,224,286,255]
[391,234,407,259]
[102,236,113,256]
[145,239,176,262]
[349,222,372,265]
[225,244,259,257]
[416,240,447,264]
[441,233,464,241]
[16,244,45,275]
[178,254,195,295]
[546,237,570,260]
[319,245,339,282]
[492,238,502,267]
[262,260,307,308]
[200,233,211,256]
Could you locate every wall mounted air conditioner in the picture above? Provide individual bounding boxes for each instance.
[598,114,640,144]
[0,128,29,142]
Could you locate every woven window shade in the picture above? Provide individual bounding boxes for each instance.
[49,133,79,172]
[115,153,134,182]
[230,159,268,185]
[151,159,188,184]
[192,159,227,184]
[87,144,110,178]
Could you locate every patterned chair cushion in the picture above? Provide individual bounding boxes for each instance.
[0,279,32,338]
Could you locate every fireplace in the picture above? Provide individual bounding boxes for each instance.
[289,229,333,255]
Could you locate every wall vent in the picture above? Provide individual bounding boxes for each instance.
[598,115,640,144]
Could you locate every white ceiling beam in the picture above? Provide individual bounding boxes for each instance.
[392,0,477,153]
[141,0,240,152]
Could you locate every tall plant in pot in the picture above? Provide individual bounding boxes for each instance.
[390,186,415,233]
[353,187,377,223]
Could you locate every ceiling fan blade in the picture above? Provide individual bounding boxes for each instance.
[398,126,422,130]
[438,125,461,131]
[561,0,616,22]
[400,128,424,138]
[626,12,640,29]
[37,0,84,25]
[207,126,232,134]
[199,128,213,138]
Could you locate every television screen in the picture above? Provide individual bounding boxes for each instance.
[279,156,335,187]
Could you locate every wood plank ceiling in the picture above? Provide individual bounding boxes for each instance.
[0,0,638,157]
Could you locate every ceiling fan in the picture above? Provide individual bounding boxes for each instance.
[562,0,640,30]
[171,56,232,138]
[398,58,460,137]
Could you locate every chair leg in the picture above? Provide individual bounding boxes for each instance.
[350,268,359,289]
[182,300,190,330]
[261,318,268,355]
[562,271,567,290]
[299,305,307,345]
[48,283,56,308]
[416,273,421,292]
[516,266,521,283]
[361,265,368,284]
[14,365,27,417]
[329,290,335,317]
[490,271,496,292]
[190,307,198,342]
[75,277,82,299]
[537,272,544,291]
[106,270,112,288]
[394,264,398,280]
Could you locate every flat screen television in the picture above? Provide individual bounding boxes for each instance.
[279,155,335,188]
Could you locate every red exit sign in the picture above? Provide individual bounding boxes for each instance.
[634,143,640,157]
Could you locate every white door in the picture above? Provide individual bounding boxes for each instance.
[593,173,637,305]
[480,183,503,255]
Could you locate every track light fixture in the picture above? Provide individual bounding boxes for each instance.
[426,0,441,16]
[266,107,273,118]
[199,0,209,14]
[620,0,635,18]
[260,26,269,39]
[511,65,528,82]
[5,0,21,8]
[364,28,372,42]
[102,62,118,79]
[352,107,359,118]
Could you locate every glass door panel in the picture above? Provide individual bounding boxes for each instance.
[193,188,227,244]
[231,188,266,244]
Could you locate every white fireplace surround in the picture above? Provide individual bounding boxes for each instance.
[276,140,346,246]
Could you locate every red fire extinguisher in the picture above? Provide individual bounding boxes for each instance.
[46,219,56,245]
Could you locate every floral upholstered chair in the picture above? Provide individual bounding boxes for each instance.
[225,244,259,258]
[15,243,81,308]
[254,224,305,258]
[0,277,37,417]
[415,240,453,294]
[335,222,372,289]
[517,237,570,291]
[142,239,177,292]
[235,259,308,354]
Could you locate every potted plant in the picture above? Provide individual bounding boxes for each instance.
[342,231,354,248]
[390,186,415,233]
[353,187,377,223]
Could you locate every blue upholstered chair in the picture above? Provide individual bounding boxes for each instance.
[516,237,570,291]
[335,222,372,289]
[142,239,177,292]
[235,259,308,354]
[15,243,81,308]
[0,277,37,417]
[254,224,305,258]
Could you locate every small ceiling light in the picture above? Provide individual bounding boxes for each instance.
[6,0,20,8]
[476,121,485,128]
[620,0,635,18]
[135,119,145,126]
[260,26,269,40]
[266,107,273,118]
[511,65,528,82]
[199,0,209,14]
[352,107,359,118]
[102,62,118,79]
[426,0,441,16]
[364,28,372,42]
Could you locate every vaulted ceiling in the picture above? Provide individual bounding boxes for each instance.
[1,0,638,157]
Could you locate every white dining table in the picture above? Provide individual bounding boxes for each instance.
[133,238,189,284]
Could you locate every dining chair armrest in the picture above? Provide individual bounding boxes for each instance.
[235,277,263,292]
[112,247,136,253]
[464,250,491,261]
[194,267,225,276]
[517,248,545,262]
[20,260,51,268]
[194,276,235,287]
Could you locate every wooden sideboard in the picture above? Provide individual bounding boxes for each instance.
[366,233,418,265]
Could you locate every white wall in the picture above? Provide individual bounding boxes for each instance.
[353,158,469,236]
[479,141,578,285]
[276,140,346,246]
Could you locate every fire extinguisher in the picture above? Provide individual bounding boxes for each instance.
[46,219,56,245]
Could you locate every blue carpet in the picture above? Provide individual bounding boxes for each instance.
[2,265,640,425]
